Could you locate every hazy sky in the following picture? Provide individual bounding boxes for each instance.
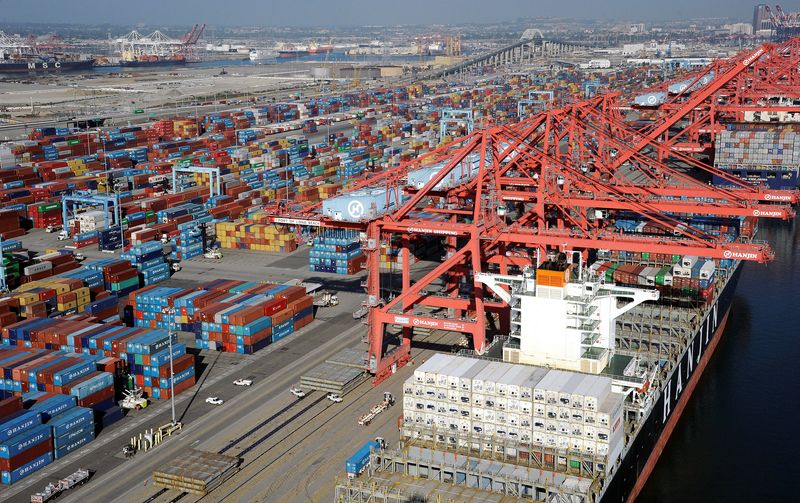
[3,0,800,26]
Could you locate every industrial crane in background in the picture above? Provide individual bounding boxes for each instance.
[114,24,206,63]
[630,37,800,158]
[258,37,800,385]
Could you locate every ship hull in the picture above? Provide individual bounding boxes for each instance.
[278,51,309,59]
[599,262,743,502]
[0,59,95,74]
[119,59,187,67]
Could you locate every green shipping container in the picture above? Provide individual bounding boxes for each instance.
[569,460,581,469]
[672,255,681,264]
[38,203,61,213]
[604,263,620,282]
[641,252,650,260]
[67,139,81,146]
[252,162,265,168]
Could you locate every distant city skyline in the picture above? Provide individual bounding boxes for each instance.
[3,0,800,27]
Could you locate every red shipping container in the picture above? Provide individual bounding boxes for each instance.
[261,297,288,317]
[157,354,194,379]
[270,308,292,326]
[0,396,23,420]
[77,384,114,408]
[0,437,52,472]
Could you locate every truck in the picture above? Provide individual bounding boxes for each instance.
[346,440,381,478]
[30,468,90,503]
[357,392,394,426]
[314,290,339,307]
[120,387,148,411]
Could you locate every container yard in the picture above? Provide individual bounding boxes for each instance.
[0,8,797,503]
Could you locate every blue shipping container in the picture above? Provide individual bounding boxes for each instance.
[1,452,52,485]
[0,424,51,459]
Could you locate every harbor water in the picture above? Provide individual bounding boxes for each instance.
[641,219,800,501]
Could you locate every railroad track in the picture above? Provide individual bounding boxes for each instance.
[140,394,325,503]
[142,330,455,503]
[201,332,454,503]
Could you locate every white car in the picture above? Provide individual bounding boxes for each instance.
[327,393,343,403]
[205,397,224,405]
[290,387,306,398]
[233,378,253,386]
[74,253,86,262]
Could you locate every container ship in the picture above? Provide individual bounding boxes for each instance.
[369,245,746,503]
[119,54,187,67]
[277,45,310,59]
[0,54,95,73]
[308,41,334,54]
[333,42,796,503]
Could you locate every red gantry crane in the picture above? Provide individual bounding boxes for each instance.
[260,39,800,385]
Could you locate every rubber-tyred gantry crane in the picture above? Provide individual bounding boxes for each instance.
[260,38,800,385]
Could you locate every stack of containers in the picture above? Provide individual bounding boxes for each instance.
[129,280,315,354]
[0,398,51,485]
[26,202,62,229]
[83,259,140,296]
[121,242,171,286]
[215,221,297,252]
[121,330,195,400]
[309,229,365,275]
[589,256,717,303]
[71,231,98,249]
[170,230,204,261]
[47,406,95,460]
[98,227,123,251]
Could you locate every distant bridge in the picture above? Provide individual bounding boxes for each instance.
[427,29,583,79]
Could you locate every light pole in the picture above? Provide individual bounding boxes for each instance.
[162,306,177,425]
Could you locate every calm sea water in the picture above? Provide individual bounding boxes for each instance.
[640,219,800,501]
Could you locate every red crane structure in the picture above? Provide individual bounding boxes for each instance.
[261,39,800,385]
[631,38,800,158]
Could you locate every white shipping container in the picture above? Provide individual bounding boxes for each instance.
[24,261,53,276]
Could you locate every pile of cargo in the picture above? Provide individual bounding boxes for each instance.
[130,280,314,353]
[590,255,717,303]
[0,344,121,424]
[121,242,171,286]
[0,392,104,485]
[309,230,365,275]
[170,229,205,260]
[216,220,297,252]
[83,258,141,297]
[121,330,194,400]
[26,202,61,230]
[1,318,194,402]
